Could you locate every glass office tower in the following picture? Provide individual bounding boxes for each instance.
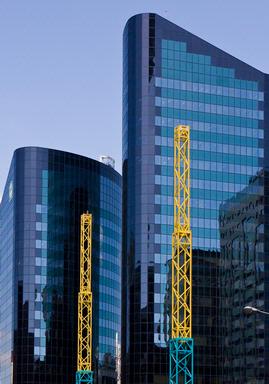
[122,13,269,383]
[0,147,121,384]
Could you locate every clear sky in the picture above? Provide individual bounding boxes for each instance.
[1,0,269,197]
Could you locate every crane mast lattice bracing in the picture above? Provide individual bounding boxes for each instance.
[76,213,94,384]
[169,125,194,384]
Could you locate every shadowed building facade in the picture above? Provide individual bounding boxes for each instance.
[0,147,121,384]
[122,13,269,383]
[219,171,266,383]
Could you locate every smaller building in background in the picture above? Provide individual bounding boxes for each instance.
[0,147,122,384]
[219,170,265,383]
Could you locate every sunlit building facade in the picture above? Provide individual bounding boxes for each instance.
[122,13,268,383]
[0,147,121,384]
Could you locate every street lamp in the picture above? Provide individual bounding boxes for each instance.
[243,306,269,316]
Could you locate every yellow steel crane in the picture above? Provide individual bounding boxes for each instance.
[169,125,193,384]
[76,213,94,384]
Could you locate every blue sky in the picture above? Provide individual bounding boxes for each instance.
[1,0,269,196]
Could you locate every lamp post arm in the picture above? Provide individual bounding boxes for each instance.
[243,306,269,316]
[255,308,269,316]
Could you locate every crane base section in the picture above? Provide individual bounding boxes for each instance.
[169,337,193,384]
[76,370,94,384]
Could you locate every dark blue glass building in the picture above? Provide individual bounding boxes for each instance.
[0,147,121,384]
[122,13,269,383]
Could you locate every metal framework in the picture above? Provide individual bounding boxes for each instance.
[169,125,194,384]
[76,213,93,384]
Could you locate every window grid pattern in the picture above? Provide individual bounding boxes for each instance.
[0,148,122,384]
[0,163,15,384]
[153,38,264,381]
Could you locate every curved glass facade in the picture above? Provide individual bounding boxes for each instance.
[122,13,269,383]
[0,147,121,384]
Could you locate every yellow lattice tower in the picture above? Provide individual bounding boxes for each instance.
[170,125,193,384]
[172,125,192,339]
[76,213,93,384]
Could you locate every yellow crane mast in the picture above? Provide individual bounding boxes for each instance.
[169,125,193,384]
[76,213,94,384]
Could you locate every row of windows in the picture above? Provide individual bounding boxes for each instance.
[156,77,263,101]
[99,284,121,299]
[192,149,258,166]
[31,266,119,292]
[36,182,121,203]
[159,148,259,168]
[155,228,220,243]
[100,205,121,223]
[156,234,220,251]
[162,39,210,59]
[100,208,121,226]
[167,176,258,195]
[154,274,168,284]
[99,328,119,344]
[100,250,120,266]
[99,303,120,317]
[162,40,258,94]
[155,208,220,223]
[99,275,120,291]
[100,259,120,274]
[159,166,258,185]
[100,268,120,284]
[99,319,120,334]
[156,219,220,234]
[100,243,121,258]
[176,187,252,202]
[101,226,121,242]
[99,310,120,324]
[161,87,259,111]
[157,133,261,153]
[161,45,213,66]
[156,176,257,194]
[156,119,263,139]
[156,157,260,179]
[156,199,264,221]
[35,275,47,285]
[37,205,121,226]
[156,96,263,120]
[157,238,246,252]
[159,146,264,165]
[33,334,46,346]
[35,214,121,234]
[161,68,262,93]
[101,217,121,235]
[36,223,121,246]
[98,343,115,355]
[100,174,121,191]
[99,292,120,307]
[161,57,237,78]
[160,107,260,128]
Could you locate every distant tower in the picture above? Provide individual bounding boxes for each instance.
[99,155,115,169]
